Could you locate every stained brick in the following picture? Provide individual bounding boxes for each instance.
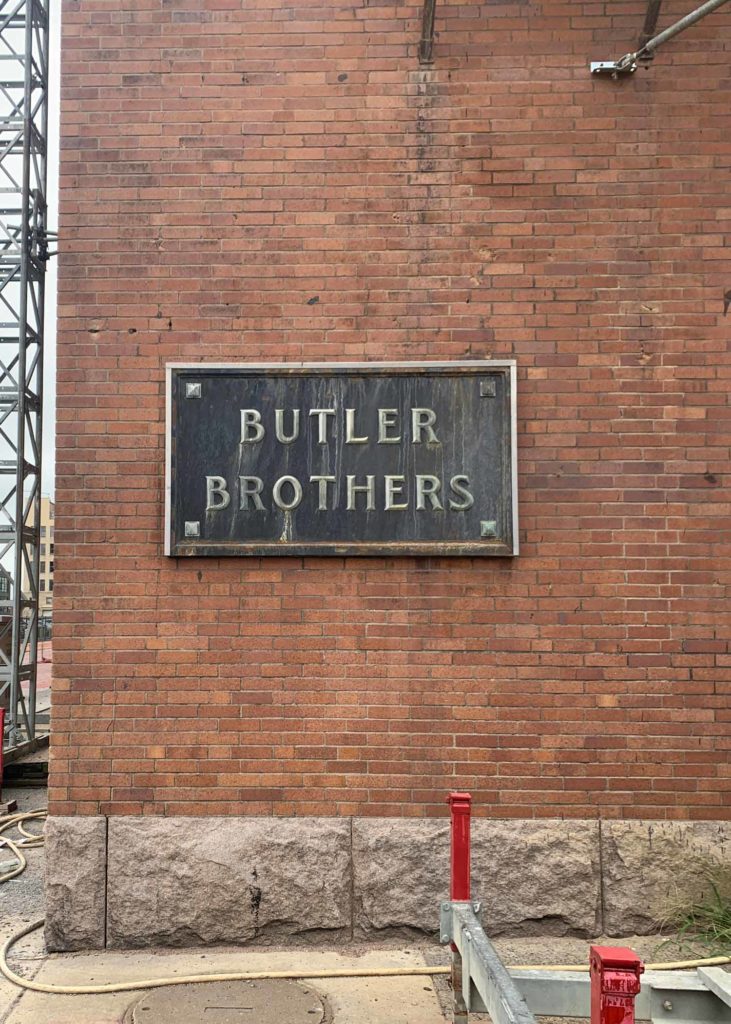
[51,0,731,821]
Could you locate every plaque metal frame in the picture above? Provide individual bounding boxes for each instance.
[165,361,518,558]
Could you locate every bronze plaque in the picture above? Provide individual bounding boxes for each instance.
[165,362,518,557]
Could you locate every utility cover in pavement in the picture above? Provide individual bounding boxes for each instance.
[124,980,328,1024]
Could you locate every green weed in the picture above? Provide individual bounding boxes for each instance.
[673,882,731,953]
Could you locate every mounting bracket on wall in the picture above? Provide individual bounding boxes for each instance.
[590,0,729,77]
[419,0,437,64]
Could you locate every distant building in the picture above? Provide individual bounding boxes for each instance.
[38,497,54,621]
[22,496,53,622]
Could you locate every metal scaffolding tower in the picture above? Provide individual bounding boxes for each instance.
[0,0,50,756]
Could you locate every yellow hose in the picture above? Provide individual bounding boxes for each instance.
[2,920,453,995]
[510,955,731,972]
[0,810,728,998]
[0,809,45,883]
[2,920,729,998]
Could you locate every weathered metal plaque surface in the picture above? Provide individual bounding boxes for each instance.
[165,362,518,557]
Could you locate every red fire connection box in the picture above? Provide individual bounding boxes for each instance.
[590,945,644,1024]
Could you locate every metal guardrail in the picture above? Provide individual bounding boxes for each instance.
[440,793,731,1024]
[440,899,537,1024]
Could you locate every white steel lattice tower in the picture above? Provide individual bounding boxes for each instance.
[0,0,49,752]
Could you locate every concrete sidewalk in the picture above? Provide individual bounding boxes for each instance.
[0,783,446,1024]
[0,793,446,1023]
[0,783,696,1024]
[2,935,447,1024]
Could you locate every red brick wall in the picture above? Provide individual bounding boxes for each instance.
[51,0,731,820]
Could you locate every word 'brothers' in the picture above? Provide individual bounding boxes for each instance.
[204,405,475,513]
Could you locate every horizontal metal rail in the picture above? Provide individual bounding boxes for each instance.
[440,903,731,1024]
[517,967,731,1023]
[441,792,731,1024]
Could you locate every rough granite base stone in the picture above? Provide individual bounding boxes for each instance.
[43,816,731,950]
[352,819,449,937]
[44,816,107,952]
[105,817,351,948]
[601,820,731,935]
[473,820,602,937]
[352,818,601,938]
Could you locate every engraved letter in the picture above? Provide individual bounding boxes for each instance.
[275,408,300,444]
[412,408,438,443]
[272,475,303,511]
[345,408,368,444]
[449,475,474,511]
[378,409,400,444]
[416,474,443,510]
[239,476,265,511]
[240,409,264,443]
[206,476,230,511]
[310,475,336,511]
[384,475,408,510]
[309,409,336,444]
[346,475,375,511]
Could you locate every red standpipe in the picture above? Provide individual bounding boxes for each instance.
[590,946,644,1024]
[447,791,472,901]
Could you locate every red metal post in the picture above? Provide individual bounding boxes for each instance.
[447,792,472,1024]
[0,707,4,800]
[447,791,472,900]
[590,946,644,1024]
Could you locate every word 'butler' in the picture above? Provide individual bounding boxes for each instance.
[166,362,518,557]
